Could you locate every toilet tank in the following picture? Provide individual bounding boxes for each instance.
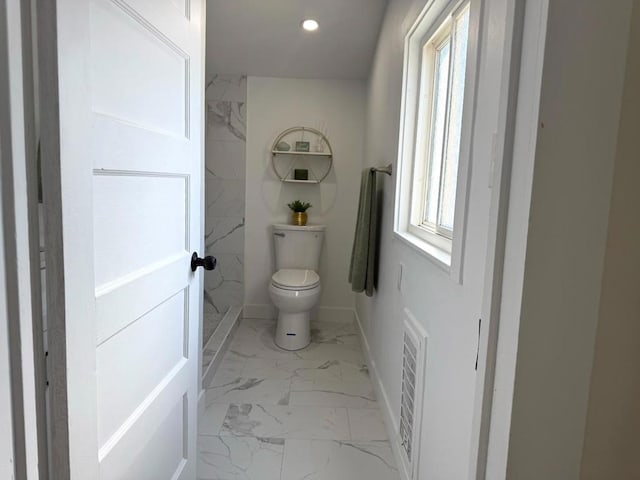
[272,224,325,271]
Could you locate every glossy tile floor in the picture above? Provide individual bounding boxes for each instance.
[197,317,399,480]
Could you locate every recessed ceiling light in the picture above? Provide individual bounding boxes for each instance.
[301,19,319,32]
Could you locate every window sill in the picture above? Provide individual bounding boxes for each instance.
[393,229,452,273]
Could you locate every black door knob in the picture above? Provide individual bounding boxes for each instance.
[191,252,217,272]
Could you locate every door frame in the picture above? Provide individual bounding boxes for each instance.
[35,0,72,476]
[0,0,49,478]
[470,0,550,478]
[0,4,26,473]
[465,0,527,476]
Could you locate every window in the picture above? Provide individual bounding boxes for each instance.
[395,0,474,271]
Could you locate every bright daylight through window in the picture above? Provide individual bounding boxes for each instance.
[396,1,472,268]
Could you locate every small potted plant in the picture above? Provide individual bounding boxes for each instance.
[287,200,312,226]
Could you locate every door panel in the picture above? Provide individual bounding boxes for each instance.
[48,0,204,477]
[92,173,188,287]
[98,381,189,480]
[95,254,189,344]
[91,117,192,173]
[101,395,188,480]
[96,290,187,446]
[90,0,189,137]
[96,253,191,345]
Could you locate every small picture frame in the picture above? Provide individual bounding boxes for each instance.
[294,169,309,181]
[295,141,310,152]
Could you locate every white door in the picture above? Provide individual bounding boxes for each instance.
[43,0,205,478]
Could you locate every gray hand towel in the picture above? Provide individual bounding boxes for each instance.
[348,168,378,297]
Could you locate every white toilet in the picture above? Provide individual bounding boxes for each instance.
[269,224,325,350]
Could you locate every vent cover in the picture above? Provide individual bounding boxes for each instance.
[399,308,427,479]
[400,332,417,461]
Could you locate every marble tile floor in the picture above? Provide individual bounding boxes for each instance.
[197,317,399,480]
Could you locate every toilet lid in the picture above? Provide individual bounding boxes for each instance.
[271,269,320,290]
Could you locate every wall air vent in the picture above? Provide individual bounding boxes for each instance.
[400,331,417,461]
[399,308,428,479]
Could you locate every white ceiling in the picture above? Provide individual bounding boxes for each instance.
[206,0,388,80]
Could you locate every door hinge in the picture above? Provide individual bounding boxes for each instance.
[45,350,49,386]
[475,319,481,371]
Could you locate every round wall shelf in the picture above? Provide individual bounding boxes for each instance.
[271,126,333,184]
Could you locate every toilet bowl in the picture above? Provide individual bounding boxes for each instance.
[269,269,321,350]
[269,224,325,351]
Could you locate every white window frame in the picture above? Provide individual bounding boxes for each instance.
[394,0,480,280]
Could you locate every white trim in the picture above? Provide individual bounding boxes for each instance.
[407,223,452,253]
[410,4,469,240]
[353,309,410,480]
[479,0,549,477]
[466,0,527,474]
[454,0,532,475]
[394,230,451,272]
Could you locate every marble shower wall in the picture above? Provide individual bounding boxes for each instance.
[203,75,247,346]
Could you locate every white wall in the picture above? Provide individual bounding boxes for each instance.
[504,0,634,478]
[580,3,640,478]
[356,0,638,477]
[356,0,520,477]
[355,4,425,453]
[245,77,366,319]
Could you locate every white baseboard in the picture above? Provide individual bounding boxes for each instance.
[317,306,355,323]
[244,303,356,324]
[243,304,276,319]
[354,308,411,480]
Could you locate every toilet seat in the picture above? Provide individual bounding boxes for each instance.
[271,269,320,291]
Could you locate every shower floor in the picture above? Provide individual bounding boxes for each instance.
[197,317,400,480]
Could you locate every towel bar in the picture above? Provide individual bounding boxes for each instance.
[370,164,392,176]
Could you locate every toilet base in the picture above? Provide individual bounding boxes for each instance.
[275,311,311,350]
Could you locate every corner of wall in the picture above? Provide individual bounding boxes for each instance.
[579,2,640,477]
